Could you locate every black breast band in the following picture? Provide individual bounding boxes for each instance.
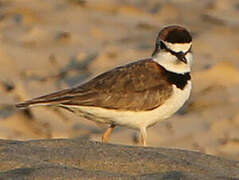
[165,69,191,90]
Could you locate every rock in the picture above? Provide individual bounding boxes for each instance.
[0,138,238,179]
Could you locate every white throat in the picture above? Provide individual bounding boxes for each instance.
[153,51,193,74]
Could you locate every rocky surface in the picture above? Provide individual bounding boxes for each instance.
[0,0,239,161]
[0,138,238,180]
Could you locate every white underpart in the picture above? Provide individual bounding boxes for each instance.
[61,82,192,131]
[163,41,192,53]
[153,51,193,74]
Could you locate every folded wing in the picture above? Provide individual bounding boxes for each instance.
[16,59,173,111]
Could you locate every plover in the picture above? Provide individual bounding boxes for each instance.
[16,25,193,146]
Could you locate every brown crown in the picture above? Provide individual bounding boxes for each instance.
[158,25,192,44]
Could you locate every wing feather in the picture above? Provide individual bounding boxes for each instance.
[16,59,173,111]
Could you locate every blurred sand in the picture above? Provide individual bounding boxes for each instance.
[0,0,239,160]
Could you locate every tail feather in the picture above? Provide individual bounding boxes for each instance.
[15,102,31,109]
[15,96,74,109]
[15,99,53,109]
[15,88,79,109]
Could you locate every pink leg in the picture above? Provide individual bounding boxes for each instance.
[140,128,147,146]
[102,124,116,143]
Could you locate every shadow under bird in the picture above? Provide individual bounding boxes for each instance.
[16,25,193,146]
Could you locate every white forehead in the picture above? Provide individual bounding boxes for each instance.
[163,41,192,53]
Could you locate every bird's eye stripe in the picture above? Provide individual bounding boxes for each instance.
[160,41,167,49]
[160,41,191,56]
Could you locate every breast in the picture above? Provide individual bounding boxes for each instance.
[122,81,192,129]
[151,81,192,120]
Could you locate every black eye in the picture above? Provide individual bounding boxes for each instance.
[159,41,166,49]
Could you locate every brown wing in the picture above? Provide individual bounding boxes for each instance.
[16,59,173,111]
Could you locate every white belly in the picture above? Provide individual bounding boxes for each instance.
[62,81,192,130]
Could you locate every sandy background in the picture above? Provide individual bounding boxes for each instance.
[0,0,239,160]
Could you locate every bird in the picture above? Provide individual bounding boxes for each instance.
[16,25,193,146]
